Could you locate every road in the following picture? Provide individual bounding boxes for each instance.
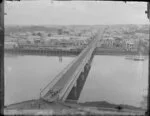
[44,29,105,99]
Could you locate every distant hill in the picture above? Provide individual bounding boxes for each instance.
[5,25,59,34]
[123,24,149,35]
[5,24,149,35]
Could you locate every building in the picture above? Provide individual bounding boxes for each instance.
[113,37,123,48]
[125,40,137,51]
[59,39,73,47]
[98,37,114,48]
[5,41,18,49]
[105,37,114,48]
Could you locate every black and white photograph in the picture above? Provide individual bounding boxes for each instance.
[1,0,150,115]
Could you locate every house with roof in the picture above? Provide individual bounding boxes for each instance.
[125,40,137,51]
[5,41,18,49]
[113,37,122,48]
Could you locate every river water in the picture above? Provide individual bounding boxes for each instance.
[4,54,148,107]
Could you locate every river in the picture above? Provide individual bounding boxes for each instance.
[4,54,148,107]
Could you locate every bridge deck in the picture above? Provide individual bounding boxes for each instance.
[43,29,105,100]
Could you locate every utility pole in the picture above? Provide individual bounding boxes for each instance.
[0,0,4,115]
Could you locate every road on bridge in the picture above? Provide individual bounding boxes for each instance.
[43,28,106,101]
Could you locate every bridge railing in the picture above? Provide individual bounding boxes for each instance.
[40,30,101,101]
[59,41,97,101]
[40,39,94,98]
[40,54,79,98]
[59,31,104,101]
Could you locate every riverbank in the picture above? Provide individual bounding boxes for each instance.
[4,48,78,57]
[95,48,148,56]
[4,47,148,56]
[4,99,145,115]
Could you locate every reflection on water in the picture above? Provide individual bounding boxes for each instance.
[5,54,148,107]
[4,54,75,105]
[79,55,148,107]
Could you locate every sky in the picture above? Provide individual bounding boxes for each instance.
[5,0,149,25]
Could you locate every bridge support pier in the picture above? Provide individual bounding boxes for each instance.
[66,58,92,102]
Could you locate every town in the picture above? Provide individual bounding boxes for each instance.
[5,25,149,56]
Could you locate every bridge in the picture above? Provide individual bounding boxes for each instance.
[40,28,105,103]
